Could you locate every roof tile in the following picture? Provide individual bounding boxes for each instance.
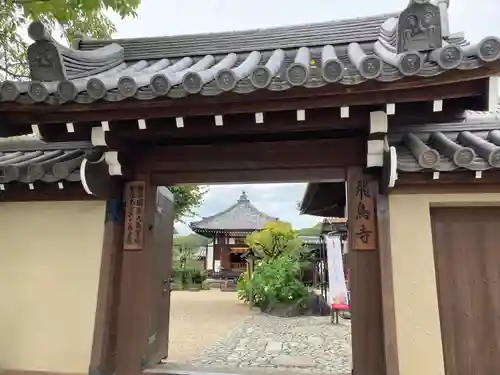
[390,110,500,172]
[0,140,96,185]
[190,191,278,232]
[2,1,499,105]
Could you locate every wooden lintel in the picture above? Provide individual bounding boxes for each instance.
[1,79,486,126]
[136,138,365,174]
[98,100,472,148]
[151,167,346,186]
[103,108,369,146]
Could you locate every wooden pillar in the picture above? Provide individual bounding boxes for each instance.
[347,167,386,375]
[115,177,156,375]
[89,198,125,375]
[376,192,400,375]
[222,246,231,269]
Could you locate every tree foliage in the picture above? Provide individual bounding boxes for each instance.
[0,2,209,222]
[0,0,141,79]
[169,185,208,222]
[246,220,304,260]
[173,233,210,252]
[239,222,313,312]
[296,222,323,236]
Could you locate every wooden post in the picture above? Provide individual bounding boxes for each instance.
[347,167,386,375]
[115,176,157,375]
[89,198,125,375]
[376,191,400,375]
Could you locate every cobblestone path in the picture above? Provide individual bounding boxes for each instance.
[190,314,352,373]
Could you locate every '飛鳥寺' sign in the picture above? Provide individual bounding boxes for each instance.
[123,181,146,250]
[350,175,377,250]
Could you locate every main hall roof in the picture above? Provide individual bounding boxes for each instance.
[190,191,278,234]
[1,0,499,105]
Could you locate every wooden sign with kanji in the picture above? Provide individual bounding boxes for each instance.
[123,181,146,250]
[347,168,377,250]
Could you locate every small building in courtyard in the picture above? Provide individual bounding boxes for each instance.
[190,191,278,273]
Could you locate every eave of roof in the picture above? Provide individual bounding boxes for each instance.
[389,108,500,172]
[0,139,98,186]
[2,1,499,105]
[299,182,346,217]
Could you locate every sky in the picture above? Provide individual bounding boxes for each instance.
[107,0,500,235]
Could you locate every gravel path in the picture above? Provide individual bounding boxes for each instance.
[168,290,256,363]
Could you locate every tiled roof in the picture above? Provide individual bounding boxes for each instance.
[1,1,499,104]
[190,191,278,231]
[300,236,323,245]
[0,139,97,185]
[390,109,500,172]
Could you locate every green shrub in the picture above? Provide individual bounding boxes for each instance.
[172,267,206,286]
[237,272,251,302]
[237,255,308,307]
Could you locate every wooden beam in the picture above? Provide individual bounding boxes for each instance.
[137,138,365,174]
[1,79,487,125]
[151,167,346,185]
[103,108,369,146]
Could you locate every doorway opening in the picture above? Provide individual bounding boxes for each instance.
[158,182,352,374]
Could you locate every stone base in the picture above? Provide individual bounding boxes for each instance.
[259,300,306,317]
[259,292,329,317]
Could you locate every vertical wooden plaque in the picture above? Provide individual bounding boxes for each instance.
[348,168,377,250]
[123,181,146,250]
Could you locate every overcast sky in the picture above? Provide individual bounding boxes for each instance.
[108,0,500,234]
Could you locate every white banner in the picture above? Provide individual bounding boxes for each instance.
[325,235,349,309]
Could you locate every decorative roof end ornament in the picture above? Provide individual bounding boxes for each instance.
[238,191,249,202]
[26,21,67,82]
[397,0,443,54]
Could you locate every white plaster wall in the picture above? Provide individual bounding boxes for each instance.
[214,260,221,272]
[0,200,106,374]
[206,244,214,270]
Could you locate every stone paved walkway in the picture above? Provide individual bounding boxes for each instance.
[189,314,352,373]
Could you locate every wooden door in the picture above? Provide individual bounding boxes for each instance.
[144,188,174,367]
[431,207,500,375]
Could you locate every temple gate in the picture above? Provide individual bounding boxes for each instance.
[1,1,500,375]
